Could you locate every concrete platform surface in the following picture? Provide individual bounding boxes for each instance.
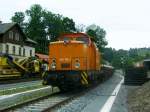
[80,71,138,112]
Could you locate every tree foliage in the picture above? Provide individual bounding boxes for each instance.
[25,4,46,40]
[62,17,76,33]
[11,4,77,54]
[76,24,85,32]
[103,47,150,68]
[43,11,63,42]
[86,24,107,51]
[11,12,25,29]
[103,47,114,62]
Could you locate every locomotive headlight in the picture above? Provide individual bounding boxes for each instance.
[51,59,56,69]
[51,63,56,69]
[75,60,80,68]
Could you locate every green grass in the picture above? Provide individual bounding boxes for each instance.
[0,84,45,95]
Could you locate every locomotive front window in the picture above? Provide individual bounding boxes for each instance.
[61,36,89,44]
[76,37,89,44]
[63,37,71,41]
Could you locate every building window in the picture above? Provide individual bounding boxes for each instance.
[30,50,32,56]
[19,47,21,56]
[9,31,13,39]
[13,46,15,55]
[15,33,19,41]
[23,48,25,56]
[6,45,9,54]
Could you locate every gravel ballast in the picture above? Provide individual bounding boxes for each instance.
[127,80,150,112]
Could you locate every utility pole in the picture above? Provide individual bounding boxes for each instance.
[121,57,125,76]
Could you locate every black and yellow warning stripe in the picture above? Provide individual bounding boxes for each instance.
[81,71,88,85]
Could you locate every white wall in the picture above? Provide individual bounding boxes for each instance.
[0,43,6,54]
[24,45,35,57]
[0,43,35,57]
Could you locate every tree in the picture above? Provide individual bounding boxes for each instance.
[43,12,76,41]
[76,24,85,32]
[43,12,64,41]
[62,17,76,33]
[128,48,138,59]
[25,4,46,40]
[25,4,47,53]
[11,4,77,54]
[103,47,114,63]
[11,12,25,28]
[86,24,107,51]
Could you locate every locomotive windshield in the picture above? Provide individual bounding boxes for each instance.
[63,37,71,41]
[61,36,89,44]
[76,37,89,44]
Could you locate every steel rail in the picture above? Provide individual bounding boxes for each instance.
[0,88,60,112]
[0,77,41,84]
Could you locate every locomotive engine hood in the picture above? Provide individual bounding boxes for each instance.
[49,41,88,71]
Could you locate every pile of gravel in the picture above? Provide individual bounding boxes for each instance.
[127,81,150,112]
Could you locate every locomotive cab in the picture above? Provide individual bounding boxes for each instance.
[58,34,90,45]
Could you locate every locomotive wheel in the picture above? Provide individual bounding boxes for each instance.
[59,86,68,92]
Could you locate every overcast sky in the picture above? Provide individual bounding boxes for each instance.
[0,0,150,50]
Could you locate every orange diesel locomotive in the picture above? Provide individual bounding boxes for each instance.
[43,33,102,90]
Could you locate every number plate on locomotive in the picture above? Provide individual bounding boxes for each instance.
[61,63,70,68]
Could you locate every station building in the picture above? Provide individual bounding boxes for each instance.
[0,22,37,59]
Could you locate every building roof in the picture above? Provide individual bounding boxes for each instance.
[0,23,16,34]
[26,37,37,44]
[0,22,37,45]
[144,59,150,62]
[35,53,49,63]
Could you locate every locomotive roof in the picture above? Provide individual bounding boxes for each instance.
[59,33,89,38]
[50,40,84,44]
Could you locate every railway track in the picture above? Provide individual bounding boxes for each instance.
[1,91,78,112]
[1,71,114,112]
[1,84,98,112]
[0,77,41,85]
[10,93,73,112]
